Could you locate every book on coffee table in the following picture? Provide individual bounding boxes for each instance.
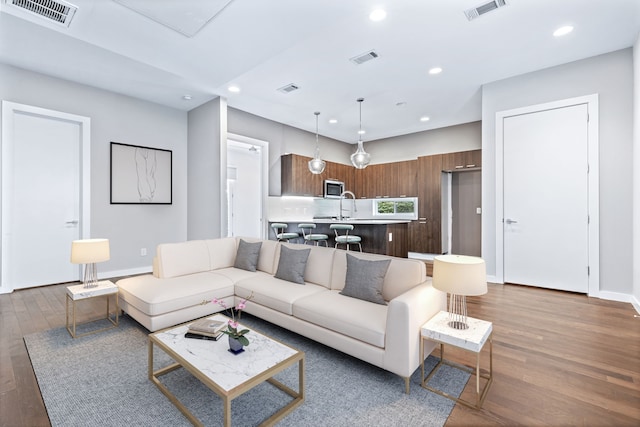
[188,318,227,338]
[185,332,224,341]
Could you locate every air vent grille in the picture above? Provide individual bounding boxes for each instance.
[5,0,77,26]
[350,50,379,65]
[277,83,299,94]
[464,0,507,21]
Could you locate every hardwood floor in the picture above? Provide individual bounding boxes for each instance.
[1,282,639,426]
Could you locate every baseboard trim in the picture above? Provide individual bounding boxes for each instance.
[631,295,640,315]
[100,266,152,280]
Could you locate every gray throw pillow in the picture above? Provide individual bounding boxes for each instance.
[274,245,310,284]
[234,239,262,272]
[340,254,391,305]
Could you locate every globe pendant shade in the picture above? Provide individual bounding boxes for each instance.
[308,148,326,174]
[350,140,371,169]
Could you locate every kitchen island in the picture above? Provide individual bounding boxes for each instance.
[268,219,410,258]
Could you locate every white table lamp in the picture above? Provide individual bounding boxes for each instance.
[432,254,487,330]
[70,239,110,288]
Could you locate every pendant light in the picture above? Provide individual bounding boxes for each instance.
[350,98,371,169]
[308,111,326,174]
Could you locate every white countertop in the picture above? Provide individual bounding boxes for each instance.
[269,218,411,225]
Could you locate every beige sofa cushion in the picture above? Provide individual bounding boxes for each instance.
[277,243,335,289]
[235,275,327,315]
[233,237,280,274]
[117,272,234,316]
[293,290,387,348]
[330,251,426,301]
[204,237,237,270]
[156,240,211,279]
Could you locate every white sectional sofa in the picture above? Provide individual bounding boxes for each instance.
[116,237,446,392]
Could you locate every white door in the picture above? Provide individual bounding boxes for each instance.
[502,104,589,292]
[2,103,90,291]
[226,138,265,238]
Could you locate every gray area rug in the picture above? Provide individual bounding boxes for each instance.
[24,314,469,426]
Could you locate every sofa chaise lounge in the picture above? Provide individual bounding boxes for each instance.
[116,237,446,392]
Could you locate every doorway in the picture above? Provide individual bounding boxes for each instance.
[495,95,599,295]
[226,135,268,238]
[442,170,481,256]
[1,102,91,293]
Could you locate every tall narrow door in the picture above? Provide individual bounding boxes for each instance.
[2,106,84,290]
[227,141,262,238]
[502,103,589,292]
[451,170,481,256]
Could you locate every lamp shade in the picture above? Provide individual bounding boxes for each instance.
[432,254,487,296]
[70,239,110,264]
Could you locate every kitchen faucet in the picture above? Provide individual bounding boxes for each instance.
[339,190,357,221]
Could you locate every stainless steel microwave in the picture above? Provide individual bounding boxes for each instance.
[324,179,344,199]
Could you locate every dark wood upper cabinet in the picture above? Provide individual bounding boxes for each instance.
[281,154,323,196]
[441,149,481,172]
[352,160,417,199]
[281,154,354,197]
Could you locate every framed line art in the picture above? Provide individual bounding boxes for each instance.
[110,142,172,204]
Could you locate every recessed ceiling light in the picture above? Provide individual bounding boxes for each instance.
[329,119,338,124]
[369,9,387,22]
[228,85,240,93]
[420,116,430,122]
[429,67,443,75]
[358,130,366,135]
[553,25,573,37]
[182,94,192,100]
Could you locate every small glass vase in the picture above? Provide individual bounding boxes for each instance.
[228,336,245,355]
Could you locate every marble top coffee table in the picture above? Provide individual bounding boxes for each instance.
[148,314,305,427]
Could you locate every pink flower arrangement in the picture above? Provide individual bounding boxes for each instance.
[205,293,253,345]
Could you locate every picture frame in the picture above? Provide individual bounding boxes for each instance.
[110,142,172,204]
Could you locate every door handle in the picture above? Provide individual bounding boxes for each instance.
[65,220,79,225]
[505,219,518,224]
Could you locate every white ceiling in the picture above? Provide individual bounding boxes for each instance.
[0,0,638,143]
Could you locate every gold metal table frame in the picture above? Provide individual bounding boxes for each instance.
[420,333,493,409]
[149,329,305,427]
[65,283,119,338]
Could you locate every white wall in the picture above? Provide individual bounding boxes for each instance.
[633,34,640,312]
[482,48,634,297]
[366,121,481,162]
[187,98,225,240]
[0,64,188,277]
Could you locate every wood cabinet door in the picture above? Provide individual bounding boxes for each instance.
[280,154,323,196]
[414,154,442,254]
[442,150,482,171]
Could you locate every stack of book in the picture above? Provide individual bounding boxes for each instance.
[185,318,227,341]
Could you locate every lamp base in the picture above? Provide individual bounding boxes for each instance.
[447,320,469,330]
[447,293,469,330]
[82,263,99,288]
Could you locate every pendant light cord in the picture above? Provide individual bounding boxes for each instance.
[315,111,320,148]
[357,98,364,140]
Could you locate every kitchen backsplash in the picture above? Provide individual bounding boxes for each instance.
[268,196,417,221]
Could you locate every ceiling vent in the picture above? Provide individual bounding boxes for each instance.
[277,83,300,94]
[350,50,379,65]
[4,0,78,27]
[464,0,507,21]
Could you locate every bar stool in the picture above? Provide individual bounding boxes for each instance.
[270,223,299,242]
[298,223,328,247]
[330,224,362,252]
